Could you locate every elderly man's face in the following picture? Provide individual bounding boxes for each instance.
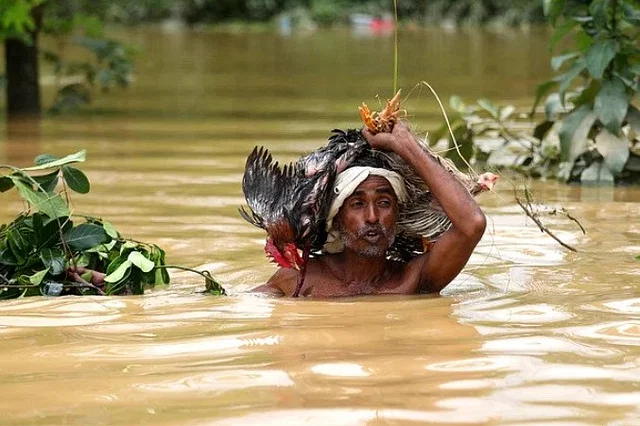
[335,176,398,257]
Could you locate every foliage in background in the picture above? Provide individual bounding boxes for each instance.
[0,0,134,114]
[433,0,640,185]
[532,0,640,184]
[0,151,226,299]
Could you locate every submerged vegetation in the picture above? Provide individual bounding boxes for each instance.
[0,152,226,299]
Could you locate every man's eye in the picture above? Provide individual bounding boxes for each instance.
[351,200,365,207]
[379,199,391,207]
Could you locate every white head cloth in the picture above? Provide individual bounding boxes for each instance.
[323,166,407,253]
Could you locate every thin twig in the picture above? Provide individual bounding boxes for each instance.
[564,210,586,235]
[67,271,106,295]
[0,272,10,285]
[514,189,577,252]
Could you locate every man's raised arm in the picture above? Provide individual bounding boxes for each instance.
[363,122,486,293]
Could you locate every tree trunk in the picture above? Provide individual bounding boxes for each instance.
[4,5,44,119]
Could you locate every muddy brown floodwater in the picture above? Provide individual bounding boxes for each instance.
[0,27,639,425]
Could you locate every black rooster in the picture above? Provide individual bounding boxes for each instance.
[240,129,368,297]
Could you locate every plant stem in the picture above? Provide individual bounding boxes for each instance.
[393,0,399,94]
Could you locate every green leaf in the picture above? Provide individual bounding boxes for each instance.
[544,93,566,120]
[589,0,610,30]
[552,52,580,71]
[155,267,170,286]
[550,20,578,52]
[102,221,119,239]
[21,150,86,171]
[499,105,515,121]
[595,129,630,175]
[558,105,597,163]
[63,224,109,251]
[34,154,58,166]
[580,161,614,185]
[11,179,70,218]
[61,166,90,194]
[572,79,600,108]
[127,251,154,273]
[530,80,558,117]
[626,106,640,133]
[104,259,132,283]
[477,99,499,119]
[0,176,14,192]
[28,268,50,286]
[594,78,630,134]
[533,121,555,141]
[449,96,465,113]
[544,0,567,24]
[584,38,618,79]
[621,2,640,25]
[31,170,59,193]
[39,248,66,276]
[7,227,29,263]
[557,58,586,99]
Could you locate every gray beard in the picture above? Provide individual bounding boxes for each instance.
[340,223,396,257]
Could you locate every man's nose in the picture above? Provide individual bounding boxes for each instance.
[365,204,379,223]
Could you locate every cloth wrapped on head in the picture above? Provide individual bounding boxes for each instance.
[323,166,407,253]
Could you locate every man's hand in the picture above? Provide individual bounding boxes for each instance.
[362,121,415,153]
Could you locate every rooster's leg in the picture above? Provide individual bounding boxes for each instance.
[292,245,311,298]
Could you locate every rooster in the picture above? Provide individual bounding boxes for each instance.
[240,129,368,296]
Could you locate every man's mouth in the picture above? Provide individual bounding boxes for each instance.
[361,229,383,244]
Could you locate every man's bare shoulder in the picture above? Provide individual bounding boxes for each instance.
[251,267,299,296]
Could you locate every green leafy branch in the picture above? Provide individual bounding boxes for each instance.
[0,151,225,299]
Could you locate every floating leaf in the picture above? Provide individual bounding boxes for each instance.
[595,129,630,175]
[127,251,154,273]
[584,38,618,79]
[63,223,109,251]
[62,166,90,194]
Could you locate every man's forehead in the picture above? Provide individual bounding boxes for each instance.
[351,176,396,195]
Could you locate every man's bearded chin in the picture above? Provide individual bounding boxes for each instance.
[339,223,396,257]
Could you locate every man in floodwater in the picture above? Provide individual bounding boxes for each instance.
[252,122,488,297]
